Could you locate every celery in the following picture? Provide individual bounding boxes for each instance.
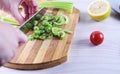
[63,29,73,34]
[0,16,19,26]
[38,1,73,13]
[28,13,72,40]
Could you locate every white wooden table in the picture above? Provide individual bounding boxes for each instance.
[0,0,120,74]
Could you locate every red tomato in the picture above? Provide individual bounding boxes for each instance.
[90,31,104,45]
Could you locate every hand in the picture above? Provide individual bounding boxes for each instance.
[0,0,38,24]
[20,0,38,20]
[0,21,27,66]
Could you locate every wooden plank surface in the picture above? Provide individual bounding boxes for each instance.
[1,0,80,70]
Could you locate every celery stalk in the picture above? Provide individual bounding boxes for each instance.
[38,1,73,13]
[63,29,73,34]
[0,16,19,26]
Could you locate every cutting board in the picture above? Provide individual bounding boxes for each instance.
[3,7,80,70]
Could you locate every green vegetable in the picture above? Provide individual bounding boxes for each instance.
[0,16,19,25]
[34,26,39,31]
[28,13,72,40]
[38,1,73,13]
[34,30,41,35]
[53,14,69,26]
[33,20,38,26]
[41,14,54,21]
[63,29,73,34]
[58,31,66,40]
[52,27,66,39]
[39,35,47,40]
[28,35,34,40]
[52,27,62,36]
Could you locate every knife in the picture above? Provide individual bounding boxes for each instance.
[19,7,47,33]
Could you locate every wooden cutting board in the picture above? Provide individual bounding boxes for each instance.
[4,7,80,70]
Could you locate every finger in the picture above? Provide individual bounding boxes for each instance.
[21,2,29,20]
[28,0,38,15]
[11,5,25,24]
[18,31,28,46]
[15,28,28,46]
[23,0,38,18]
[30,0,39,13]
[29,6,33,18]
[32,6,38,15]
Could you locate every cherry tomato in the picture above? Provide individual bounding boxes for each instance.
[90,31,104,45]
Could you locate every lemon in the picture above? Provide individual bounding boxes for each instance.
[87,0,111,21]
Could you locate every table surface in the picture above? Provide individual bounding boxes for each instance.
[0,0,120,74]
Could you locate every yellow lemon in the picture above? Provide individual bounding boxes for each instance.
[87,0,111,21]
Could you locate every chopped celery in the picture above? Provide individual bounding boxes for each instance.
[52,27,62,36]
[28,13,72,41]
[58,31,66,40]
[38,1,73,13]
[39,35,47,40]
[28,35,34,40]
[52,27,66,40]
[34,26,39,31]
[63,29,73,34]
[34,30,41,35]
[33,20,38,26]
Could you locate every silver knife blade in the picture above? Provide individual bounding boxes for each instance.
[19,7,47,33]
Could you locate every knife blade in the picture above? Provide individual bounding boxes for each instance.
[19,7,47,33]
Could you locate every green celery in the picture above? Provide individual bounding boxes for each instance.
[38,1,73,13]
[0,16,19,26]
